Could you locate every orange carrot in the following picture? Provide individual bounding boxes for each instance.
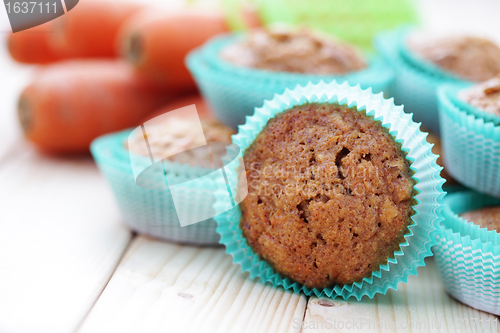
[8,21,67,64]
[120,9,229,91]
[141,93,212,123]
[241,6,262,30]
[50,0,142,58]
[18,60,174,153]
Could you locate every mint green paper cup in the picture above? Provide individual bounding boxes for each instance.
[214,81,445,300]
[90,130,221,245]
[437,84,500,198]
[374,28,472,134]
[434,191,500,315]
[187,34,394,129]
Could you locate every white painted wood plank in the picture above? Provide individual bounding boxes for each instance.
[0,141,132,333]
[0,22,133,333]
[79,236,307,333]
[301,258,500,333]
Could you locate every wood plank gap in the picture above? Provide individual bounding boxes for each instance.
[74,232,138,332]
[299,296,310,333]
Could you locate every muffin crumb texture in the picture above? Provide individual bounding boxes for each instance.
[240,103,415,289]
[220,26,367,74]
[408,34,500,82]
[459,75,500,116]
[460,206,500,232]
[127,116,234,168]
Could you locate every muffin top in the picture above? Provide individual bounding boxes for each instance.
[127,116,234,168]
[459,75,500,117]
[407,34,500,82]
[240,103,415,289]
[460,206,500,232]
[220,26,367,74]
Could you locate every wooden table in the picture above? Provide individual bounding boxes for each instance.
[1,65,499,333]
[1,140,498,333]
[2,1,500,332]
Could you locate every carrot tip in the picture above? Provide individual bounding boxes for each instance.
[18,95,31,135]
[52,17,66,44]
[124,32,143,65]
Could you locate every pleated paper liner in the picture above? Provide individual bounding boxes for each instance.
[434,190,500,315]
[186,34,394,129]
[374,27,471,134]
[440,83,500,127]
[214,81,445,300]
[438,84,500,198]
[90,130,222,246]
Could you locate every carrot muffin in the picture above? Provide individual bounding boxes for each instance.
[220,26,367,74]
[426,131,455,185]
[459,74,500,116]
[127,115,234,168]
[460,206,500,233]
[407,34,500,82]
[240,102,415,289]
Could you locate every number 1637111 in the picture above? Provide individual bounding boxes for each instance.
[5,2,58,14]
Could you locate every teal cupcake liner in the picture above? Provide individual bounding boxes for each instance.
[440,83,500,127]
[434,191,500,315]
[90,130,223,246]
[214,80,445,300]
[186,34,394,129]
[374,27,471,134]
[437,84,500,198]
[442,183,468,194]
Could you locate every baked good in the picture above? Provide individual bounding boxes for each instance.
[425,131,455,184]
[407,34,500,82]
[240,102,415,289]
[459,74,500,116]
[127,115,234,168]
[220,26,367,74]
[460,206,500,233]
[437,81,500,198]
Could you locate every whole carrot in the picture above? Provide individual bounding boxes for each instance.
[119,9,229,91]
[141,93,212,123]
[8,21,67,64]
[50,0,142,58]
[19,60,173,153]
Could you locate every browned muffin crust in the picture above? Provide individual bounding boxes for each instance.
[460,207,500,232]
[220,26,367,74]
[407,34,500,82]
[240,103,415,289]
[459,75,500,116]
[127,116,234,168]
